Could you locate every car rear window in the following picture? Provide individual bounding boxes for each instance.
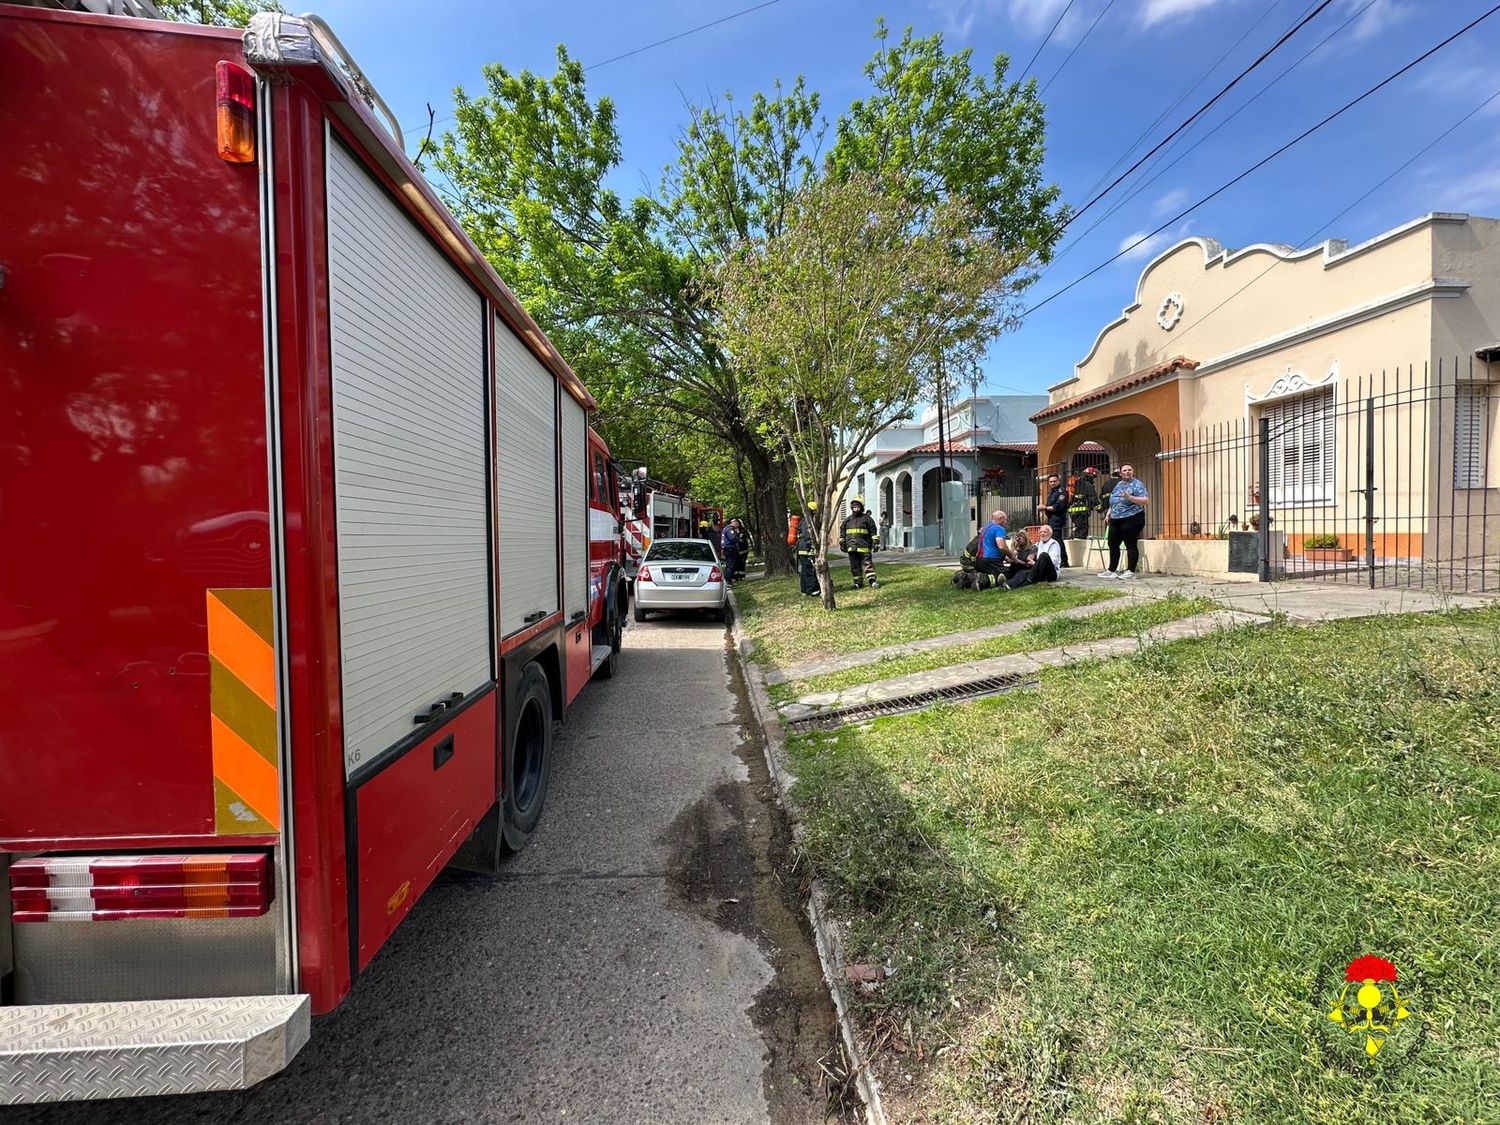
[646,541,716,563]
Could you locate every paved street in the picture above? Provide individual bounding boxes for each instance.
[16,616,840,1125]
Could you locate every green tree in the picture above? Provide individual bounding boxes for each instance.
[830,21,1067,265]
[436,52,809,574]
[157,0,282,27]
[653,80,826,567]
[432,25,1065,578]
[715,173,1017,607]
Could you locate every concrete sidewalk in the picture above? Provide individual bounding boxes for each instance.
[1066,570,1494,621]
[780,609,1265,720]
[883,549,1492,621]
[767,595,1143,685]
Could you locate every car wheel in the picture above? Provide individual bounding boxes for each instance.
[502,661,553,852]
[633,602,649,624]
[712,602,728,624]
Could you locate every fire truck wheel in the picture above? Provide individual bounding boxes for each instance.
[502,661,553,851]
[595,603,621,680]
[612,583,627,651]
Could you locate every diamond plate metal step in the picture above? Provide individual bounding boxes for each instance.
[1,994,310,1105]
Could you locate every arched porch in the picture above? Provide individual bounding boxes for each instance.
[1037,382,1181,539]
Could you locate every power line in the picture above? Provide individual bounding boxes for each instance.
[1143,82,1500,368]
[1061,0,1336,233]
[586,0,786,72]
[1043,0,1380,275]
[1018,0,1077,85]
[399,0,786,142]
[1021,1,1500,319]
[1070,0,1294,215]
[1040,0,1117,95]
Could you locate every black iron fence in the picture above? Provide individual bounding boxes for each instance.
[1001,359,1498,592]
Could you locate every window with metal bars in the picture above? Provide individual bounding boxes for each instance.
[1454,383,1490,489]
[1265,386,1335,504]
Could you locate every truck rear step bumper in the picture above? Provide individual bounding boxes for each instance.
[0,994,310,1105]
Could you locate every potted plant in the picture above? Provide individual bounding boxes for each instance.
[1302,533,1354,563]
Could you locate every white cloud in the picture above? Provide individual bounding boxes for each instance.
[924,0,984,39]
[1412,60,1500,118]
[1117,228,1175,262]
[925,0,1098,45]
[1138,0,1234,30]
[1007,0,1076,38]
[1152,187,1191,217]
[1434,162,1500,214]
[1345,0,1414,42]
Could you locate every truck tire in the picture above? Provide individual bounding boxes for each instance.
[502,661,553,852]
[594,600,621,680]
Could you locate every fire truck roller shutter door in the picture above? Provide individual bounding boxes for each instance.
[495,317,561,637]
[325,138,492,775]
[561,395,588,622]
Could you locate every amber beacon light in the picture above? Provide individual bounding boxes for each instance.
[216,60,256,163]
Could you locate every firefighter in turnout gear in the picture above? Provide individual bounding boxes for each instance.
[840,499,880,588]
[791,503,820,596]
[1069,467,1097,540]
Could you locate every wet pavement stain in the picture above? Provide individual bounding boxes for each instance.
[659,635,854,1125]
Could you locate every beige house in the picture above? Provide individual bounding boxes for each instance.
[1033,212,1500,582]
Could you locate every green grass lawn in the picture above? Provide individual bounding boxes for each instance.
[788,607,1500,1124]
[782,593,1221,700]
[733,562,1118,668]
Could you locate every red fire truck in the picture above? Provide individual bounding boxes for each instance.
[619,472,695,581]
[0,6,629,1103]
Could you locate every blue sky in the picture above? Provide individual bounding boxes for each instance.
[312,0,1500,395]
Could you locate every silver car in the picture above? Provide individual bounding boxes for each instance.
[633,538,729,623]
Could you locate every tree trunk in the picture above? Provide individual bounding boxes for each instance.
[725,421,794,577]
[814,553,837,610]
[757,455,795,577]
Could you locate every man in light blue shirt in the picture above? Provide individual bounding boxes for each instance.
[1100,464,1149,579]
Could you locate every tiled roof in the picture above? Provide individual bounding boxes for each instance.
[877,440,1006,462]
[987,441,1104,453]
[1029,356,1198,423]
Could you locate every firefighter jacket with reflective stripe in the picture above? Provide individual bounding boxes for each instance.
[796,526,816,558]
[1068,479,1095,514]
[840,512,878,551]
[960,534,981,571]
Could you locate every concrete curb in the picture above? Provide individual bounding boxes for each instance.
[726,589,888,1125]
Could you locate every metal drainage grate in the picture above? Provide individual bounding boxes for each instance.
[785,673,1038,733]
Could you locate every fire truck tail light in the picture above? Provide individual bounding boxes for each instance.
[10,853,272,922]
[216,60,256,164]
[638,566,653,582]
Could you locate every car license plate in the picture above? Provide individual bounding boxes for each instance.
[668,572,693,581]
